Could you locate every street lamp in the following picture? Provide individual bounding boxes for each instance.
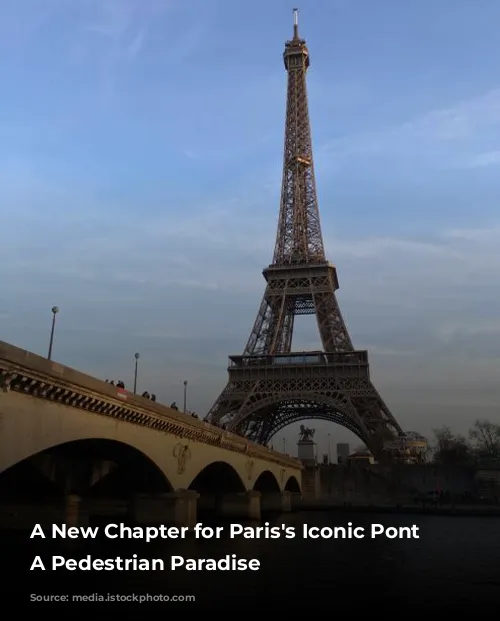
[183,380,188,413]
[282,437,286,454]
[328,433,332,464]
[133,353,140,394]
[47,306,59,360]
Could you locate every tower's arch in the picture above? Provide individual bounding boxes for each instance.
[229,392,369,445]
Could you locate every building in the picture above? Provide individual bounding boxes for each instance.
[337,443,350,464]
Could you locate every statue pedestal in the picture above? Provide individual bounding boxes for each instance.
[297,439,316,463]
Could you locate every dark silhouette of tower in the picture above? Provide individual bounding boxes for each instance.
[205,10,406,461]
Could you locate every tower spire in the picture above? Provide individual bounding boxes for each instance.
[293,7,299,39]
[278,7,322,266]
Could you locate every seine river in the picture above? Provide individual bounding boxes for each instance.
[5,511,499,608]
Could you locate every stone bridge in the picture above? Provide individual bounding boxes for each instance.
[0,341,302,527]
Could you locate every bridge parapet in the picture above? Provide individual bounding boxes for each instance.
[0,341,301,471]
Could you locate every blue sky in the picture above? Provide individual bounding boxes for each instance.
[1,0,500,457]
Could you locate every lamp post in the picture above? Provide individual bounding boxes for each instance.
[133,353,140,394]
[328,433,332,464]
[183,380,188,413]
[47,306,59,360]
[282,437,286,454]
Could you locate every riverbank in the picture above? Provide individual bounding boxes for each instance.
[297,500,500,517]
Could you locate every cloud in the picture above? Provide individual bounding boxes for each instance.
[319,87,500,169]
[2,159,499,318]
[0,0,60,52]
[364,346,418,358]
[128,29,145,56]
[326,236,459,260]
[434,319,500,342]
[455,150,500,169]
[3,170,499,353]
[85,0,168,37]
[443,226,500,240]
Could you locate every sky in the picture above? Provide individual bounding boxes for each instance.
[1,0,500,459]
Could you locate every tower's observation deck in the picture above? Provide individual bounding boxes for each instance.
[229,350,369,374]
[283,9,310,71]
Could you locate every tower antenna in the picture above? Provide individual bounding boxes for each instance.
[293,8,299,38]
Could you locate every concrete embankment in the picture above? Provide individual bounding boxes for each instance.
[295,499,500,517]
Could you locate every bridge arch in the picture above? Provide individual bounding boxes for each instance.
[188,461,246,494]
[253,470,280,492]
[0,438,173,498]
[230,392,370,445]
[284,475,301,493]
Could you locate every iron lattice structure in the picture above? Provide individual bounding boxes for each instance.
[205,11,407,461]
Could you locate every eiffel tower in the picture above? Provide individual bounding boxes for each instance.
[205,10,407,461]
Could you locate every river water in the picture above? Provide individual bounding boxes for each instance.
[4,511,499,608]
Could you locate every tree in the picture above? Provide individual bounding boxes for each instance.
[432,426,472,465]
[469,420,500,460]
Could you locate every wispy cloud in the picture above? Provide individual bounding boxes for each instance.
[319,87,500,168]
[128,29,146,56]
[443,226,500,241]
[2,158,499,304]
[434,319,500,342]
[0,0,60,52]
[364,346,419,358]
[456,150,500,169]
